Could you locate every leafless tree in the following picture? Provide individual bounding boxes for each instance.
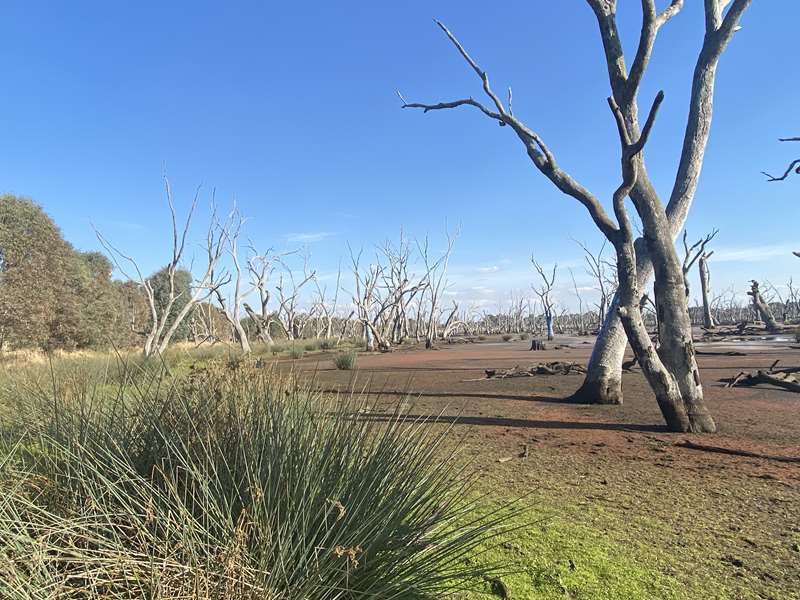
[681,229,718,298]
[417,226,459,348]
[402,0,752,406]
[762,137,800,182]
[274,253,316,341]
[311,263,342,340]
[401,3,750,431]
[531,257,557,341]
[697,251,715,329]
[211,206,251,353]
[96,178,229,358]
[575,239,616,329]
[568,268,586,335]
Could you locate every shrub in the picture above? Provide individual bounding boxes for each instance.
[320,339,336,351]
[289,346,304,359]
[478,335,487,341]
[0,361,517,599]
[519,333,530,341]
[304,341,318,352]
[501,334,513,342]
[333,351,357,370]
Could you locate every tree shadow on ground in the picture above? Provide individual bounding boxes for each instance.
[353,412,666,433]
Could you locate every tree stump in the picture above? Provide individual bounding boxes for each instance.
[530,339,547,351]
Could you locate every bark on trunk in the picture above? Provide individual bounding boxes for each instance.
[615,240,716,433]
[574,8,744,404]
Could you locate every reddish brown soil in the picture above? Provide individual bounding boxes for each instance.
[282,335,800,597]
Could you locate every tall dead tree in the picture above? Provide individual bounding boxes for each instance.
[531,258,557,341]
[403,0,752,405]
[211,206,251,354]
[681,229,718,298]
[698,251,715,329]
[748,280,779,332]
[96,178,229,358]
[274,254,316,340]
[400,6,742,431]
[417,227,459,349]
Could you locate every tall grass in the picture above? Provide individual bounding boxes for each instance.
[0,359,518,599]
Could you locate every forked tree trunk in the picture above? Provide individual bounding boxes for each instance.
[571,1,749,405]
[614,228,716,433]
[698,255,715,329]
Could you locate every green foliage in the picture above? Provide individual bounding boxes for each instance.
[333,351,357,370]
[0,195,124,350]
[320,339,336,351]
[0,361,516,599]
[289,346,304,359]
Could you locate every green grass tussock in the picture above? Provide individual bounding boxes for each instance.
[0,359,518,599]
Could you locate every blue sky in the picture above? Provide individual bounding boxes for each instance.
[0,1,797,311]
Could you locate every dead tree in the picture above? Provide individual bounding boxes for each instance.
[96,178,228,358]
[417,227,459,349]
[211,206,251,354]
[379,231,428,344]
[348,245,390,351]
[403,1,752,405]
[531,257,557,341]
[575,239,616,330]
[274,253,316,340]
[762,137,800,257]
[748,280,779,332]
[762,137,800,182]
[569,268,586,335]
[244,247,293,344]
[400,8,739,432]
[698,251,715,329]
[681,229,718,298]
[311,263,342,339]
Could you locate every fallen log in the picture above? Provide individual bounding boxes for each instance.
[728,368,800,393]
[480,361,587,379]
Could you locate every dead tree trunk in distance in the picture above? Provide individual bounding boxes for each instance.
[748,280,779,332]
[698,252,715,329]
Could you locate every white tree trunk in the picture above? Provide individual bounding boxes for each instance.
[699,255,715,329]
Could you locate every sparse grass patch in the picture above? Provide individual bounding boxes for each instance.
[289,346,304,359]
[333,351,357,370]
[501,334,514,342]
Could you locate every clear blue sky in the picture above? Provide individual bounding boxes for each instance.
[1,1,797,311]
